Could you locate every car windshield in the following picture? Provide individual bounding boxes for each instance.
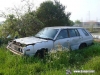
[35,28,59,40]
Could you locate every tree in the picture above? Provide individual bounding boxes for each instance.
[1,12,44,38]
[36,1,71,27]
[0,0,43,38]
[75,20,81,24]
[0,0,72,39]
[68,20,74,26]
[1,14,18,38]
[19,12,44,37]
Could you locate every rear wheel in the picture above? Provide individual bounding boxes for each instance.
[79,43,87,49]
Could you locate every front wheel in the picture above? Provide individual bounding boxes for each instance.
[34,48,48,58]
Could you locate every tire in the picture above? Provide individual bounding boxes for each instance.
[34,48,48,58]
[79,43,87,49]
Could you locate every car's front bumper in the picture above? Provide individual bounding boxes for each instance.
[7,44,25,56]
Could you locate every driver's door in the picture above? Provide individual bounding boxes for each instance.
[54,29,70,50]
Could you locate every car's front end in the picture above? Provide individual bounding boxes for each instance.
[7,40,26,55]
[7,35,54,56]
[7,36,48,56]
[7,27,59,56]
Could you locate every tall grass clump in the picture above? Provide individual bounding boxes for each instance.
[45,48,70,69]
[70,43,100,64]
[83,56,100,75]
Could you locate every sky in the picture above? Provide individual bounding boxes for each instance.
[0,0,100,22]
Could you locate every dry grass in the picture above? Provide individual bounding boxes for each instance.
[94,39,100,42]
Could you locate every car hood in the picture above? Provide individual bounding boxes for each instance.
[14,36,47,45]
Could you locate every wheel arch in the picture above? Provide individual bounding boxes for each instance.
[34,48,48,58]
[79,42,87,49]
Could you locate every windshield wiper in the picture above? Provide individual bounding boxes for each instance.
[35,36,53,40]
[35,36,41,38]
[42,38,53,40]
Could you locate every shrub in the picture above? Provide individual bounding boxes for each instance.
[0,38,11,45]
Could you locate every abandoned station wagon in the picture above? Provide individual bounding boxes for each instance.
[7,26,93,56]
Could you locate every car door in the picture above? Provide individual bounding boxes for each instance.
[54,29,71,50]
[68,29,81,50]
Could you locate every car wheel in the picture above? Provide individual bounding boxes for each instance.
[34,48,48,58]
[79,43,87,49]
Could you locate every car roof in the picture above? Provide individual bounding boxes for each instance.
[45,26,83,29]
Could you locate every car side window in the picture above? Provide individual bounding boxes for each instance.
[56,29,68,40]
[75,29,80,36]
[68,29,77,37]
[82,29,89,36]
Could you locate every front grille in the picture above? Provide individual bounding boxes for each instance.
[9,44,23,53]
[13,41,22,46]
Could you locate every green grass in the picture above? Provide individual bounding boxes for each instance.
[0,43,100,75]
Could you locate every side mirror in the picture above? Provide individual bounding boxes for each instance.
[14,36,18,39]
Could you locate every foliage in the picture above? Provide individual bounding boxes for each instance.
[18,12,44,37]
[68,20,74,26]
[1,12,43,38]
[36,1,71,27]
[74,20,81,24]
[0,0,74,39]
[1,15,18,38]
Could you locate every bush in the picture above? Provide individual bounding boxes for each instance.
[0,38,11,45]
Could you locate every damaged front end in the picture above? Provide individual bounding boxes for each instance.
[7,40,26,55]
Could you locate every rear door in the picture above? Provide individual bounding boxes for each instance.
[68,29,81,50]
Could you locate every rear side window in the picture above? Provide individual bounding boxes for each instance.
[82,29,89,36]
[75,29,80,36]
[68,29,80,37]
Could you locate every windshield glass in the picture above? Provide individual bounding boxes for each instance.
[35,28,59,40]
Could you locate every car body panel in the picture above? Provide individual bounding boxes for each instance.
[14,36,47,44]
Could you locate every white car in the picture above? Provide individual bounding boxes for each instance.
[7,26,93,57]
